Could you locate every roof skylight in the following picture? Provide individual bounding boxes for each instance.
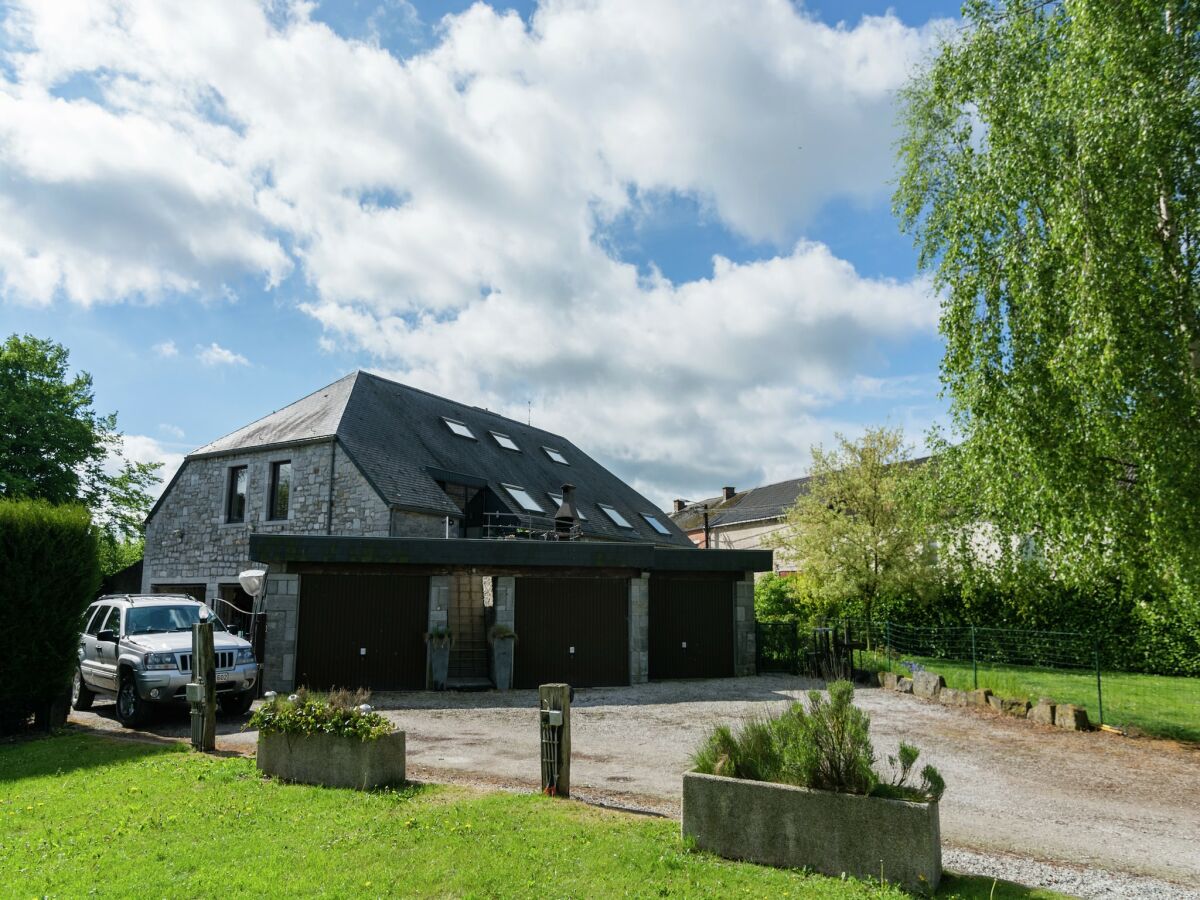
[642,514,671,536]
[491,432,520,451]
[548,493,587,520]
[503,484,544,513]
[442,418,476,439]
[543,447,569,465]
[598,504,632,528]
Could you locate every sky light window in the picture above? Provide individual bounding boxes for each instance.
[598,504,632,528]
[442,417,476,439]
[543,447,569,465]
[548,493,587,520]
[491,432,520,451]
[641,514,671,535]
[503,484,544,513]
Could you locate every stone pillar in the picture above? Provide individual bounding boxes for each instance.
[734,572,756,676]
[262,573,299,693]
[427,575,451,689]
[629,572,650,684]
[494,576,515,631]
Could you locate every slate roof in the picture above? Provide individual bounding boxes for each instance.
[184,371,691,547]
[671,476,813,532]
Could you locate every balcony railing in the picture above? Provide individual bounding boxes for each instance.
[482,511,582,541]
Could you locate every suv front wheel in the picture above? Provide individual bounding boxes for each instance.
[115,674,149,727]
[71,667,94,711]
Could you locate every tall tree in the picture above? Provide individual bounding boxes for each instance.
[0,334,161,551]
[774,427,932,629]
[895,1,1200,593]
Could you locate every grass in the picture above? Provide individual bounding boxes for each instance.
[877,655,1200,743]
[0,732,1063,899]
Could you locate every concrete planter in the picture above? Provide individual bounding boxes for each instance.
[257,730,406,790]
[682,772,941,892]
[491,637,515,691]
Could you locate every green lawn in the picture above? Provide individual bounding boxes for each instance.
[0,732,1061,899]
[891,656,1200,743]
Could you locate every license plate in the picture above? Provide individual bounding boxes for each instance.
[216,672,234,683]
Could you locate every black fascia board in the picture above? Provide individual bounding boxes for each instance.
[249,534,772,573]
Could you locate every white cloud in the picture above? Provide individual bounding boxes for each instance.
[153,339,178,358]
[158,422,185,439]
[0,0,950,501]
[196,342,249,367]
[112,434,185,502]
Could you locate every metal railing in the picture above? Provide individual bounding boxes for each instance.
[482,511,582,541]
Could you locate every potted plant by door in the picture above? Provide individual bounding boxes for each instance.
[426,627,452,690]
[682,680,945,893]
[489,624,517,691]
[250,688,405,790]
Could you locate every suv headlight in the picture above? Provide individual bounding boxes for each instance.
[236,648,256,665]
[143,652,178,671]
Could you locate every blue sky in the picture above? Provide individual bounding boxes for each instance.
[0,0,962,505]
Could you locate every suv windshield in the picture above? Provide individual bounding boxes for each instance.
[125,605,227,636]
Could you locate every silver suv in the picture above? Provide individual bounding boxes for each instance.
[72,594,260,727]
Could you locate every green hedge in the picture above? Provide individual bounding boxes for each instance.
[0,499,99,733]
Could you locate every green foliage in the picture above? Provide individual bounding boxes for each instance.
[98,534,144,579]
[754,572,801,621]
[773,427,935,627]
[692,681,944,802]
[895,1,1200,599]
[248,688,393,741]
[0,334,161,542]
[0,498,99,732]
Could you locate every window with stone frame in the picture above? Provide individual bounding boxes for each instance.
[226,465,248,523]
[268,460,292,520]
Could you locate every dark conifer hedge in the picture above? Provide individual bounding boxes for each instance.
[0,499,99,734]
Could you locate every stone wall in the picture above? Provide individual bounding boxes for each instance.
[629,574,649,684]
[734,574,756,676]
[143,440,390,599]
[390,508,447,537]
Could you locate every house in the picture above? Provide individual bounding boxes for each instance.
[144,371,769,692]
[670,478,813,572]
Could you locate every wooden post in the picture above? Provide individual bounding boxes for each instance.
[191,620,217,751]
[538,683,571,798]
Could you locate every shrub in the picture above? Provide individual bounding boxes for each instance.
[692,680,945,802]
[248,688,393,741]
[0,499,99,735]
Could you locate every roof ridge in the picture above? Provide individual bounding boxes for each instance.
[189,371,360,456]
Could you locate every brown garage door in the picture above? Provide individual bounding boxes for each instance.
[514,577,629,689]
[295,573,428,691]
[648,575,735,680]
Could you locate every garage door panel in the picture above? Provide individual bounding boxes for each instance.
[514,577,628,689]
[296,573,428,691]
[649,576,734,680]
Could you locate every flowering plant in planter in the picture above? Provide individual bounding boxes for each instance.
[248,688,392,742]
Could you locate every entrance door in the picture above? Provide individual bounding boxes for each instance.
[648,575,735,680]
[295,573,428,691]
[513,577,629,688]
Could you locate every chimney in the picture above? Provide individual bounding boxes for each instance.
[722,486,736,501]
[673,499,686,514]
[554,483,579,537]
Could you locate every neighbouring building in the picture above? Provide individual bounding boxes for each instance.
[143,371,769,692]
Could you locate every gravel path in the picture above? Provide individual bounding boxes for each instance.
[69,675,1200,898]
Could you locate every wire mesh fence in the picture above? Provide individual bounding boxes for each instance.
[756,618,1200,743]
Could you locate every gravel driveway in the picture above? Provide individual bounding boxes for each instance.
[69,675,1200,898]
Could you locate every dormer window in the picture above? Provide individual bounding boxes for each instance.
[543,447,568,465]
[598,503,632,528]
[443,418,476,439]
[642,513,671,536]
[491,432,520,451]
[503,484,544,513]
[548,492,587,520]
